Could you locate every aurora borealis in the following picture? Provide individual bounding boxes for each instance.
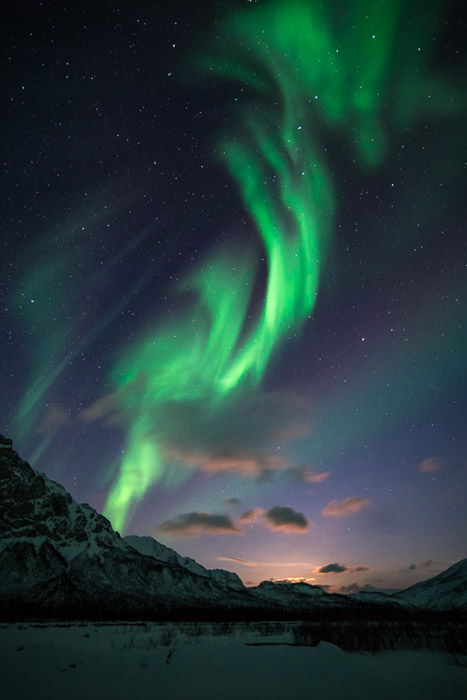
[1,0,466,592]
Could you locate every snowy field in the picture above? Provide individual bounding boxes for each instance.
[0,621,466,700]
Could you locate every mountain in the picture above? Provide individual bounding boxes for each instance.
[248,580,357,613]
[350,590,407,605]
[1,435,465,619]
[0,437,256,618]
[124,535,244,590]
[395,559,467,611]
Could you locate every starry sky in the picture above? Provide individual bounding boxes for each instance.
[1,0,466,592]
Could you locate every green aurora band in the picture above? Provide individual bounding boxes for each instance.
[11,209,154,459]
[103,0,444,531]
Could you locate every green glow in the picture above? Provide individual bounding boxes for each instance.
[12,215,155,448]
[105,437,162,531]
[104,0,440,531]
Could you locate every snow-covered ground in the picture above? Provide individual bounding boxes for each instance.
[0,621,465,700]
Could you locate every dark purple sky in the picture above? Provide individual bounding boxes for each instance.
[1,0,465,591]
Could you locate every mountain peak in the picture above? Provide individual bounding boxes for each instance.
[0,440,119,557]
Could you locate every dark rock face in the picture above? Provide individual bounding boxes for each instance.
[0,444,115,548]
[1,541,66,591]
[0,435,13,449]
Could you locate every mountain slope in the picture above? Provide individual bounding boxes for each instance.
[395,559,467,610]
[124,534,244,590]
[0,438,256,616]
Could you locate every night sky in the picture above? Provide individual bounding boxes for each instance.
[1,0,466,592]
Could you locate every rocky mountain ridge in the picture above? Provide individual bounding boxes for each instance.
[0,438,258,616]
[1,436,465,619]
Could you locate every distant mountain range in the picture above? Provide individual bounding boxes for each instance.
[1,436,465,619]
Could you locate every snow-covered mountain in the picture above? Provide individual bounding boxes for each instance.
[248,580,356,612]
[124,535,244,590]
[395,559,467,611]
[1,435,465,618]
[0,437,255,616]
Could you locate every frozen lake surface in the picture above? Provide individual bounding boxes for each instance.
[1,621,466,700]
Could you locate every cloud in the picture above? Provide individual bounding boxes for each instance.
[273,577,317,585]
[38,403,71,433]
[80,389,125,425]
[317,563,348,574]
[288,467,332,483]
[217,557,316,568]
[82,389,312,476]
[158,512,241,537]
[321,497,369,517]
[166,448,288,475]
[304,471,332,483]
[418,457,443,473]
[238,506,309,532]
[217,556,256,567]
[400,560,434,572]
[264,506,309,533]
[319,564,369,575]
[222,498,241,506]
[239,507,265,523]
